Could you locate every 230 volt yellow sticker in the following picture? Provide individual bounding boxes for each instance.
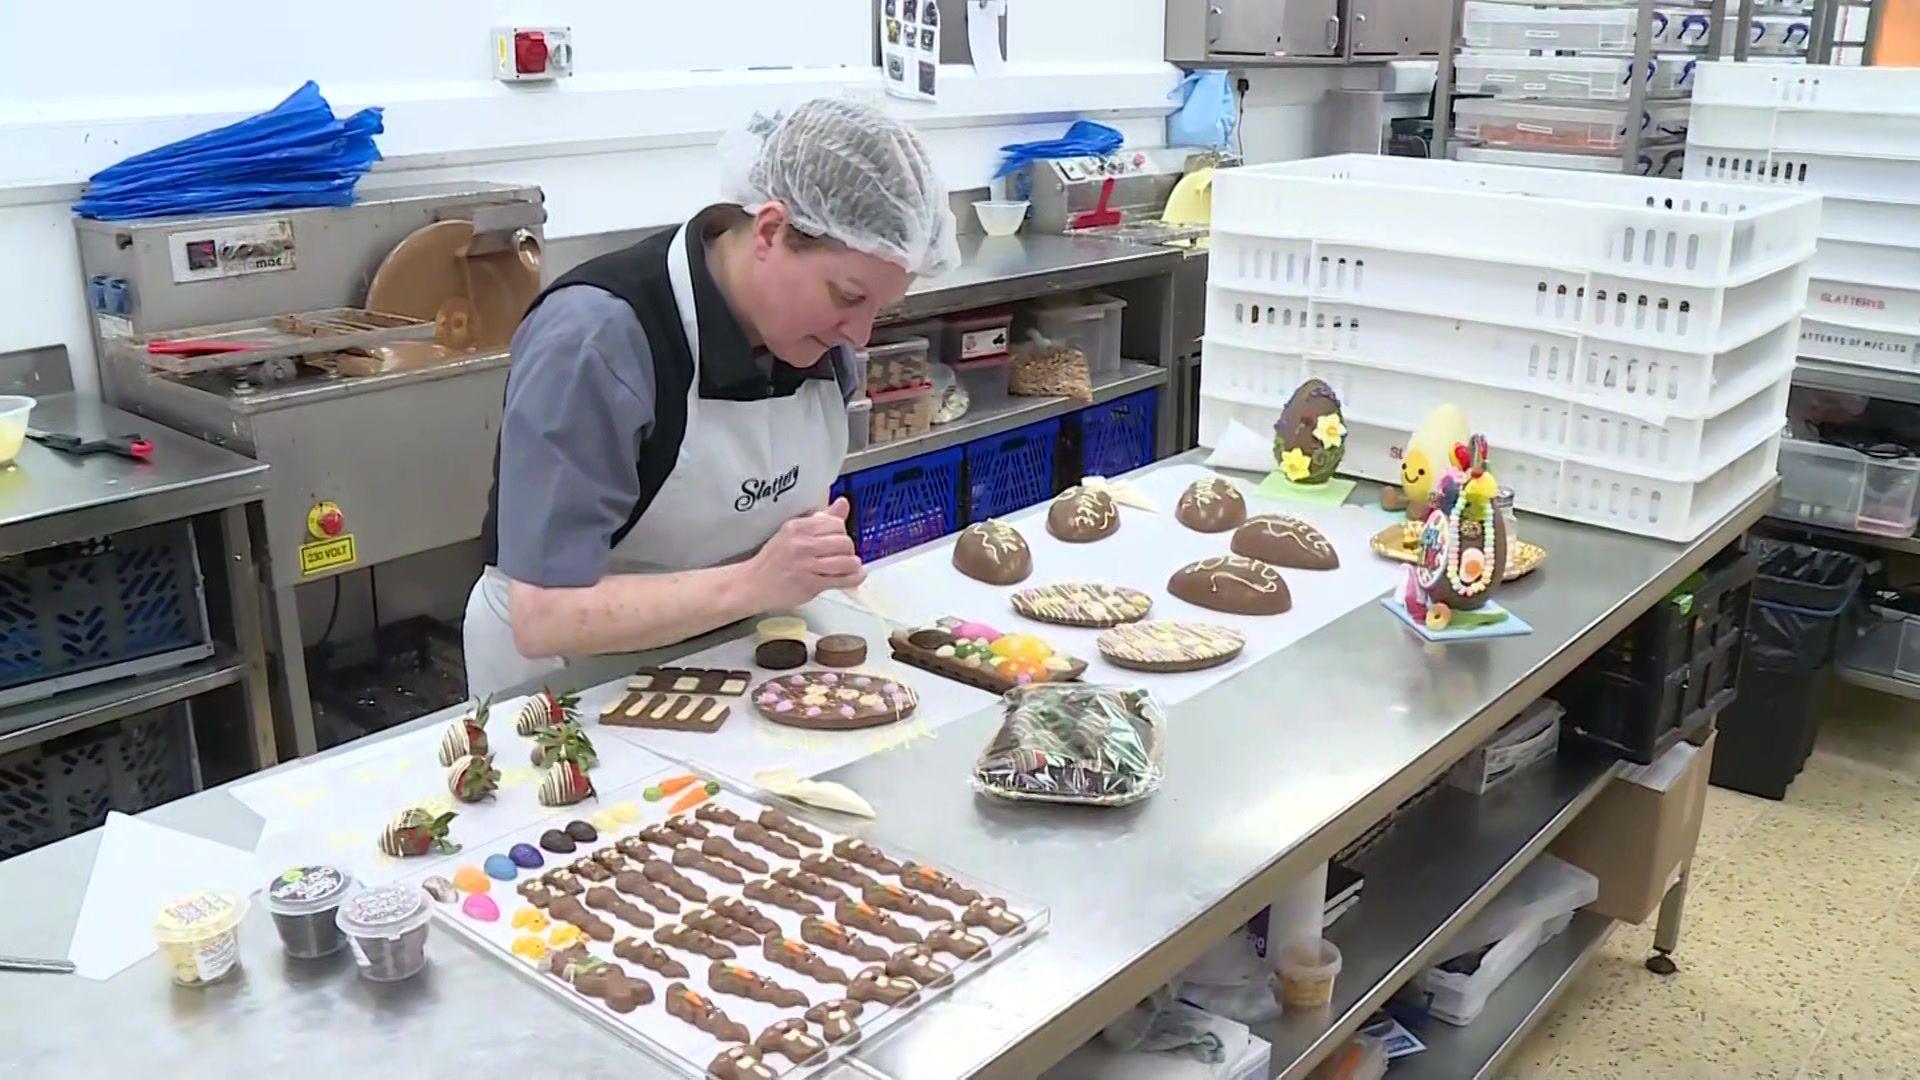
[299,534,357,576]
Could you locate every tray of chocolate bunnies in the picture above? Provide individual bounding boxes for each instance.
[404,766,1048,1079]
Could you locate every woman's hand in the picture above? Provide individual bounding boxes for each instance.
[749,498,866,610]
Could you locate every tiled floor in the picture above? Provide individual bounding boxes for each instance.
[1503,683,1920,1079]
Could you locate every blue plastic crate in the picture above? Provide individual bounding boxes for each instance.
[844,447,964,562]
[1078,389,1160,478]
[964,418,1060,523]
[0,522,212,707]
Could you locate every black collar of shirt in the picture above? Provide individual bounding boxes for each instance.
[686,204,837,401]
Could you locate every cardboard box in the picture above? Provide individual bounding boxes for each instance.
[1548,731,1716,924]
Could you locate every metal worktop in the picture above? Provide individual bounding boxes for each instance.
[0,394,267,558]
[0,451,1772,1077]
[892,232,1183,323]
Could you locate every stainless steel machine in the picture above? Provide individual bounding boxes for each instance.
[1023,149,1224,449]
[75,183,547,757]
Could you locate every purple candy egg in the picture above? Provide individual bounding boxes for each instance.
[509,843,544,869]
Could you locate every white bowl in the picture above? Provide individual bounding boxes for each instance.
[0,395,33,466]
[973,200,1029,237]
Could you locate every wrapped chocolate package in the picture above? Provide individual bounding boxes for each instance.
[972,684,1165,806]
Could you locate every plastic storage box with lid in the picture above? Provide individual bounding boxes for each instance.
[1449,698,1564,794]
[844,397,872,454]
[1418,856,1600,1026]
[867,385,937,447]
[1774,436,1920,537]
[1453,53,1697,102]
[1461,2,1636,52]
[941,309,1014,366]
[1014,294,1127,377]
[860,335,933,395]
[1453,99,1634,152]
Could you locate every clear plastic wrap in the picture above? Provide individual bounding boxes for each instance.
[972,684,1166,806]
[930,361,970,424]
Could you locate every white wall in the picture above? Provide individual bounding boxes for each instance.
[0,1,1180,395]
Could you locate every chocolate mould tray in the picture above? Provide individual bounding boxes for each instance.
[403,769,1048,1079]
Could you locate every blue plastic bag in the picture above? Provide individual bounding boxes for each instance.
[75,81,383,220]
[1168,70,1237,151]
[994,120,1125,179]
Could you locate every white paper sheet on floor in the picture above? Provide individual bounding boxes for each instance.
[65,812,258,980]
[825,463,1404,709]
[581,598,1000,786]
[229,696,676,885]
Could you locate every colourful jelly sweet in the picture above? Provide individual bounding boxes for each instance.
[512,935,550,963]
[990,634,1053,662]
[549,924,583,948]
[511,907,550,931]
[952,621,1000,642]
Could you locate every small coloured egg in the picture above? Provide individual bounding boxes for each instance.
[590,810,619,832]
[512,907,551,931]
[509,843,545,869]
[612,802,640,823]
[462,893,500,922]
[952,621,1000,642]
[643,785,664,802]
[512,935,550,963]
[483,854,519,881]
[452,865,491,894]
[991,634,1053,662]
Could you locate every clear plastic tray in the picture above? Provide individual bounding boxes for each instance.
[1461,2,1636,51]
[407,771,1048,1080]
[1454,98,1630,152]
[1017,294,1127,376]
[1454,53,1640,102]
[1775,436,1920,537]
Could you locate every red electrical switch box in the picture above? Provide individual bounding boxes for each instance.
[493,26,573,81]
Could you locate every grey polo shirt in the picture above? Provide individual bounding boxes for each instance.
[494,284,859,589]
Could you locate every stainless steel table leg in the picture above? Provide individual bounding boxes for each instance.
[218,504,278,769]
[271,581,320,758]
[1646,858,1691,976]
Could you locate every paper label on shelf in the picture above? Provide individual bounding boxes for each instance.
[95,314,133,339]
[958,326,1008,360]
[299,534,357,575]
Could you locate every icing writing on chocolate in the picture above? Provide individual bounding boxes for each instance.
[1193,556,1282,593]
[1249,515,1334,557]
[971,522,1023,564]
[735,464,801,513]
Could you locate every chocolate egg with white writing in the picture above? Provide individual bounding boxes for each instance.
[1168,555,1292,616]
[952,521,1032,585]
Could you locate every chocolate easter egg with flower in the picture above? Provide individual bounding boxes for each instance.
[1273,379,1347,485]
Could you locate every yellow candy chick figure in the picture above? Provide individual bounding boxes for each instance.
[1383,404,1470,520]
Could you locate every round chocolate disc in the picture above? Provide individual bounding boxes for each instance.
[538,829,577,855]
[751,671,918,730]
[1046,487,1118,543]
[1011,583,1152,628]
[1175,478,1247,533]
[1168,555,1292,616]
[756,638,808,670]
[1098,620,1246,673]
[814,634,869,668]
[952,520,1033,585]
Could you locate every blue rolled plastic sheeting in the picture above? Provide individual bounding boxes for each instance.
[994,120,1124,179]
[74,82,383,220]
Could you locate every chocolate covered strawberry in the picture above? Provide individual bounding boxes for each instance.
[530,721,599,769]
[446,754,500,803]
[379,807,459,857]
[539,760,595,806]
[516,686,579,736]
[437,696,492,766]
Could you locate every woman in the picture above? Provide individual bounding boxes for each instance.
[464,99,958,697]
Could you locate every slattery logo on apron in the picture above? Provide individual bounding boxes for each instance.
[736,464,802,512]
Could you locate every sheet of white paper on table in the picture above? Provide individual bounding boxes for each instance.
[65,812,258,981]
[580,597,1000,786]
[228,695,676,886]
[828,464,1404,709]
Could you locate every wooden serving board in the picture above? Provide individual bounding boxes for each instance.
[887,630,1086,696]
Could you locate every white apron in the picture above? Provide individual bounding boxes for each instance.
[463,224,849,698]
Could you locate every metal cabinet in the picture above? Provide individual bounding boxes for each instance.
[1168,0,1448,63]
[1347,0,1449,56]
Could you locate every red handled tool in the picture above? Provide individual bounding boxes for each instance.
[27,429,154,462]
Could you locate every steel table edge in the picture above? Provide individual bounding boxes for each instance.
[970,479,1777,1078]
[0,471,269,558]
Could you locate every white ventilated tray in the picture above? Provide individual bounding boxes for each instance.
[1211,155,1821,290]
[1455,145,1654,176]
[1685,143,1920,205]
[1462,3,1636,51]
[1203,304,1797,421]
[407,776,1047,1080]
[1206,239,1811,354]
[1692,58,1920,115]
[1799,319,1920,374]
[1807,277,1920,336]
[1811,238,1920,293]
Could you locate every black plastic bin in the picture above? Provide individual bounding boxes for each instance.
[1711,542,1866,800]
[1558,545,1758,765]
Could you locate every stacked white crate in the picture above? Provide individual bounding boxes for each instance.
[1685,63,1920,373]
[1197,154,1819,541]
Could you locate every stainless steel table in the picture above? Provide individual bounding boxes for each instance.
[0,455,1773,1078]
[0,383,277,770]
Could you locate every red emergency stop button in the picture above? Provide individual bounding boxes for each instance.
[320,509,344,536]
[307,501,346,540]
[515,30,550,75]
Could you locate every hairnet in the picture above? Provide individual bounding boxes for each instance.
[718,98,961,278]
